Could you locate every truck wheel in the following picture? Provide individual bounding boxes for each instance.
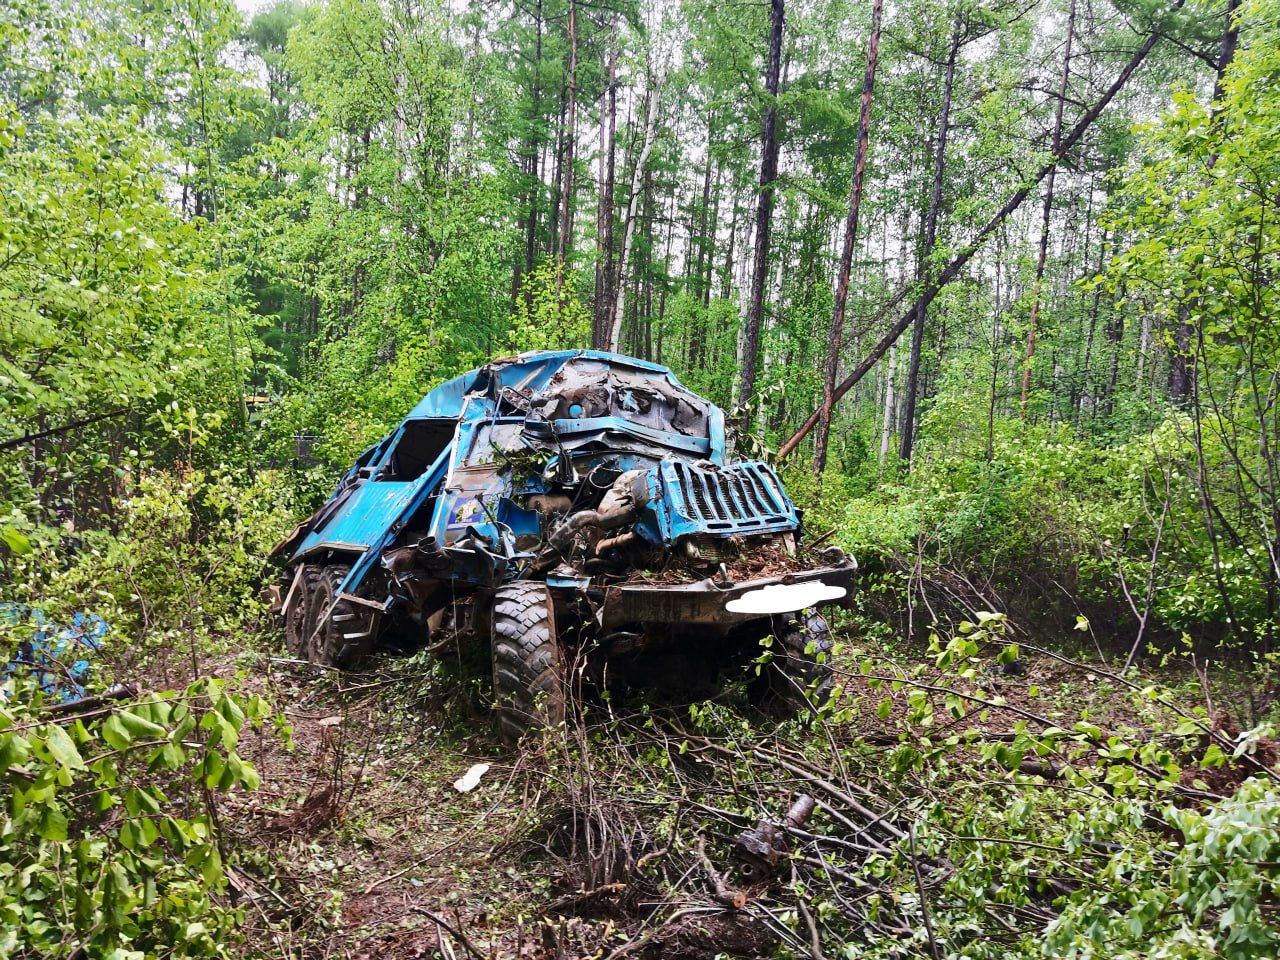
[749,610,834,718]
[307,566,380,668]
[284,565,320,658]
[491,582,565,743]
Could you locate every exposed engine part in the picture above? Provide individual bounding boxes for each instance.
[413,536,455,574]
[586,463,622,495]
[594,530,638,555]
[498,386,532,413]
[547,468,652,552]
[682,534,745,565]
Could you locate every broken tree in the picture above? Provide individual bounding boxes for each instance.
[776,7,1182,462]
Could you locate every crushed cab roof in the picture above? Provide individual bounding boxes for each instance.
[405,350,687,421]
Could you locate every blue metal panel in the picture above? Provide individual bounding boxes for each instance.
[294,481,421,557]
[708,407,727,464]
[406,371,478,419]
[551,416,712,455]
[499,349,672,376]
[336,445,453,595]
[547,573,592,589]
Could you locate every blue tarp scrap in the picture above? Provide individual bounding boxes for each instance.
[1,602,109,702]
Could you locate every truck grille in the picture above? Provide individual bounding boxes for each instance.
[663,460,797,534]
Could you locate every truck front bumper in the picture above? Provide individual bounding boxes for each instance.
[595,559,856,629]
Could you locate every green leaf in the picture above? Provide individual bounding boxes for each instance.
[38,805,68,842]
[118,711,167,740]
[101,716,133,751]
[0,732,30,774]
[1201,743,1226,768]
[1,526,31,555]
[201,752,225,789]
[42,724,85,770]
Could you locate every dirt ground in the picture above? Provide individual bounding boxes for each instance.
[195,621,1269,960]
[221,655,810,958]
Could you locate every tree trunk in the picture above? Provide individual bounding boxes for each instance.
[1020,0,1077,415]
[703,163,721,307]
[656,189,677,362]
[879,340,897,462]
[548,84,566,269]
[641,165,655,359]
[1101,281,1124,417]
[1136,304,1152,391]
[555,0,577,296]
[690,150,717,367]
[608,78,661,351]
[813,0,883,474]
[593,25,618,347]
[695,152,713,300]
[721,201,737,301]
[1171,0,1243,400]
[1077,227,1107,419]
[898,11,962,467]
[522,0,545,293]
[1212,0,1242,110]
[738,0,786,409]
[987,231,1006,460]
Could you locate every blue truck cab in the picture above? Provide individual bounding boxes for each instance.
[271,351,853,739]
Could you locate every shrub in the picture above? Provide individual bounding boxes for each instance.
[7,468,299,675]
[831,415,1279,651]
[1045,778,1280,959]
[0,674,272,958]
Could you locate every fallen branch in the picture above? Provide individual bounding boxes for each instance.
[411,907,486,960]
[909,826,942,960]
[601,906,718,960]
[0,407,130,452]
[792,864,828,960]
[543,882,627,914]
[41,683,140,722]
[695,836,747,909]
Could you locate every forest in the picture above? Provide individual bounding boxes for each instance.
[2,0,1279,955]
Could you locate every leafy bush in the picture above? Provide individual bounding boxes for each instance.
[506,261,591,354]
[7,468,298,674]
[829,415,1279,651]
[0,676,273,958]
[1045,778,1280,958]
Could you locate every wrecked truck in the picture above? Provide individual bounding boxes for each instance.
[270,350,855,740]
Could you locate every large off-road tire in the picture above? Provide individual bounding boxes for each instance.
[306,565,380,668]
[284,565,321,658]
[490,581,565,744]
[748,610,834,718]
